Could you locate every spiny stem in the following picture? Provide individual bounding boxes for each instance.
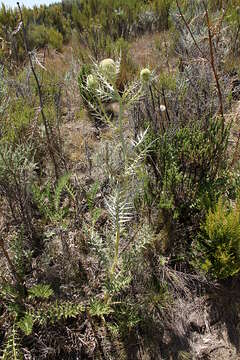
[110,226,120,276]
[116,92,127,168]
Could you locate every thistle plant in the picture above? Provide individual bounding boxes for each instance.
[89,126,152,281]
[105,188,133,276]
[79,57,144,167]
[79,59,160,307]
[2,326,22,360]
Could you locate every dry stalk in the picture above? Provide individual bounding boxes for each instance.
[17,2,60,180]
[203,1,224,120]
[175,0,205,59]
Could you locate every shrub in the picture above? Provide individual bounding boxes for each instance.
[152,0,173,30]
[0,142,36,238]
[28,24,63,51]
[47,27,63,51]
[28,24,49,49]
[140,116,230,217]
[130,108,231,256]
[2,100,34,144]
[195,196,240,279]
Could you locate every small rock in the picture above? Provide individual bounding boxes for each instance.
[105,102,120,116]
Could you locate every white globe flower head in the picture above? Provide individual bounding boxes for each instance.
[86,74,98,90]
[140,68,151,83]
[160,104,166,112]
[99,58,116,78]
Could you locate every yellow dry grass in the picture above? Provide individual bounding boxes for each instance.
[129,31,176,73]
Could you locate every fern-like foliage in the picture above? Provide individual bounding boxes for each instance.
[31,181,52,220]
[32,301,85,326]
[86,180,100,212]
[54,173,72,212]
[32,173,73,223]
[1,327,22,360]
[103,271,132,296]
[10,231,32,278]
[105,187,134,275]
[105,188,133,234]
[88,298,114,319]
[17,313,33,336]
[28,284,53,300]
[126,127,155,176]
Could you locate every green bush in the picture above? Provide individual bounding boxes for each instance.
[2,99,35,144]
[0,0,174,66]
[28,24,63,51]
[47,27,63,51]
[196,196,240,279]
[152,0,173,30]
[145,117,230,222]
[28,24,49,49]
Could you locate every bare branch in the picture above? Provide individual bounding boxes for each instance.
[203,1,224,120]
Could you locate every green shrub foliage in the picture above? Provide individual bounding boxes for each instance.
[0,0,174,67]
[196,196,240,279]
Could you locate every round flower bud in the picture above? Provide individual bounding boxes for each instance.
[86,74,98,89]
[159,256,167,267]
[99,58,116,77]
[140,68,151,82]
[160,104,166,112]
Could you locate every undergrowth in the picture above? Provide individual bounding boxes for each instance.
[1,1,240,359]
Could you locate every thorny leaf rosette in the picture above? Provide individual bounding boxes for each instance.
[86,74,98,90]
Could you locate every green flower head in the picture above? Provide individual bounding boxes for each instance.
[100,58,116,78]
[140,68,151,83]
